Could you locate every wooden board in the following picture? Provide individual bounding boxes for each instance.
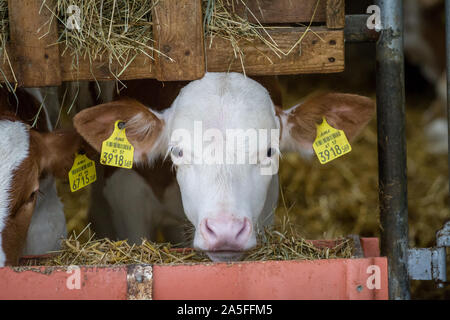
[227,0,328,24]
[152,0,205,81]
[7,0,61,87]
[0,28,344,84]
[59,52,156,82]
[326,0,345,29]
[206,28,344,75]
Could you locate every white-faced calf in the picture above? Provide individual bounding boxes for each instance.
[74,72,374,261]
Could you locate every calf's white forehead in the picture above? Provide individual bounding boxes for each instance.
[169,72,278,133]
[0,120,30,266]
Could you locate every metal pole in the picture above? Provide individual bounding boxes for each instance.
[446,0,450,206]
[375,0,410,300]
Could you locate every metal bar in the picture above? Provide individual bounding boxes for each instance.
[446,0,450,206]
[375,0,410,300]
[345,15,380,43]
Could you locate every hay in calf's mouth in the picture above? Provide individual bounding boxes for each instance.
[23,220,353,266]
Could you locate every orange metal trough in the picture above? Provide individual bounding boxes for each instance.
[0,238,388,300]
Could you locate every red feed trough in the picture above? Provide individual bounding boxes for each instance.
[0,238,387,300]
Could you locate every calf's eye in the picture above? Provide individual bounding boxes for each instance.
[171,147,183,158]
[27,190,38,203]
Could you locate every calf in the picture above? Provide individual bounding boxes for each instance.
[0,96,82,266]
[74,72,374,261]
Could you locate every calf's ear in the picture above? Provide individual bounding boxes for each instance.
[31,129,84,179]
[277,93,375,154]
[73,99,164,163]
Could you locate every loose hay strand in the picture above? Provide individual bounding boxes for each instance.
[25,217,354,267]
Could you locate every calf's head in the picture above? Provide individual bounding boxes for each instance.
[74,72,374,261]
[0,114,82,266]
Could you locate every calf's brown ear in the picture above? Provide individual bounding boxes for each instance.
[73,98,164,163]
[278,93,375,153]
[31,129,83,179]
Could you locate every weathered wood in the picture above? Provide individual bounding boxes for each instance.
[152,0,205,81]
[228,0,327,24]
[206,28,344,75]
[59,54,156,82]
[0,28,344,83]
[326,0,345,29]
[7,0,62,87]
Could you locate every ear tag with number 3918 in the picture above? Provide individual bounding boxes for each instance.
[100,120,134,169]
[313,117,352,164]
[68,153,96,192]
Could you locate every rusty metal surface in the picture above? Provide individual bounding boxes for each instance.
[344,15,380,42]
[375,0,410,300]
[408,222,449,287]
[127,265,153,300]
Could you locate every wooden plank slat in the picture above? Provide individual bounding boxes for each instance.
[7,0,62,87]
[59,53,155,82]
[228,0,327,24]
[206,29,344,75]
[326,0,345,29]
[152,0,205,81]
[0,29,344,84]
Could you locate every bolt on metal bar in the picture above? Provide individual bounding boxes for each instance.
[375,0,410,300]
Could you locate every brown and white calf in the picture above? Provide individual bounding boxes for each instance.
[0,97,82,266]
[74,72,375,261]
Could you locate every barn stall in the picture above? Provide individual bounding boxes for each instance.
[0,0,448,300]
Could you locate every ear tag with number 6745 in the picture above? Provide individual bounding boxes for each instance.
[100,120,134,169]
[68,153,97,192]
[313,117,352,164]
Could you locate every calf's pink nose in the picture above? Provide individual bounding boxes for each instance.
[200,217,251,251]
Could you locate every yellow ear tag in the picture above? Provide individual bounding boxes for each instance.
[100,120,134,169]
[68,153,97,192]
[313,117,352,164]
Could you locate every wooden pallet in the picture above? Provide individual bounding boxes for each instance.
[0,0,345,87]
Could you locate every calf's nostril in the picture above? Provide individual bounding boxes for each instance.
[204,219,217,238]
[235,218,249,240]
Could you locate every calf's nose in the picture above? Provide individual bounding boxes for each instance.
[200,217,251,251]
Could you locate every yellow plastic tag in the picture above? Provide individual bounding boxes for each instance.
[68,153,97,192]
[100,120,134,169]
[313,117,352,164]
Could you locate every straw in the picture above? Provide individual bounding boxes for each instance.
[23,217,353,266]
[42,0,170,80]
[203,0,323,74]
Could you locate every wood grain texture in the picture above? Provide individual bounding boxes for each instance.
[59,53,156,82]
[152,0,205,81]
[228,0,327,24]
[206,28,344,75]
[7,0,62,87]
[0,30,344,84]
[326,0,345,29]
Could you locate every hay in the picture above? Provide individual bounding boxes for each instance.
[43,0,168,80]
[0,0,324,82]
[203,0,323,74]
[23,218,353,266]
[0,0,16,92]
